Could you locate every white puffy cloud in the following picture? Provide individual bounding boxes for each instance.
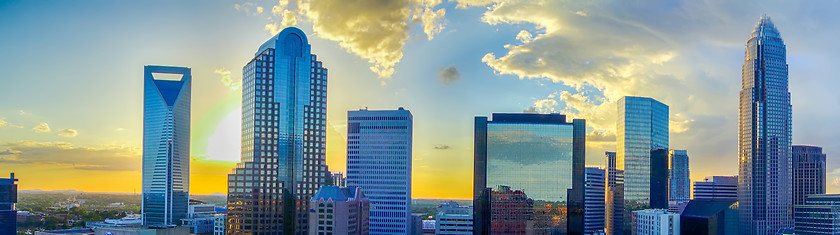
[57,129,78,137]
[33,122,51,133]
[0,118,23,128]
[215,68,241,91]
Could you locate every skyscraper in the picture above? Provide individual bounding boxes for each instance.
[346,108,413,234]
[308,186,370,235]
[584,167,606,233]
[738,15,793,234]
[792,145,826,206]
[605,151,625,235]
[0,173,17,235]
[669,150,690,203]
[142,65,191,226]
[226,27,330,234]
[694,176,738,201]
[649,149,669,209]
[617,96,669,211]
[473,113,585,234]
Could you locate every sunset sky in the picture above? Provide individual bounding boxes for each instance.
[1,0,840,199]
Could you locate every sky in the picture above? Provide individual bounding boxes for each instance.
[1,0,839,200]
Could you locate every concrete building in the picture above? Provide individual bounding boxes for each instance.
[694,176,738,201]
[680,200,738,235]
[631,209,679,235]
[0,173,18,235]
[308,186,369,235]
[793,194,840,234]
[435,201,472,235]
[213,214,225,235]
[142,65,191,226]
[792,145,826,206]
[584,167,606,233]
[346,108,413,234]
[226,27,331,234]
[605,152,624,235]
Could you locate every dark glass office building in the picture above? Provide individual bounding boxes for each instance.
[680,200,739,235]
[474,113,585,234]
[226,27,330,234]
[0,173,17,235]
[794,194,840,234]
[649,148,669,209]
[792,145,826,206]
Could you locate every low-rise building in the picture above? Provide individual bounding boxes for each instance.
[308,186,369,235]
[794,194,840,234]
[435,201,472,235]
[680,200,738,235]
[213,214,225,235]
[631,209,679,235]
[693,176,737,201]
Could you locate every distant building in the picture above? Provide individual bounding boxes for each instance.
[308,186,369,235]
[332,172,346,187]
[667,201,689,214]
[792,145,826,206]
[422,220,436,234]
[34,228,94,235]
[346,108,413,234]
[143,65,191,226]
[617,96,669,213]
[213,214,225,235]
[436,201,472,235]
[680,200,738,235]
[650,149,669,209]
[94,225,189,235]
[411,213,424,235]
[631,209,679,235]
[180,204,217,234]
[694,176,738,201]
[584,167,606,233]
[605,152,624,235]
[669,150,690,203]
[0,173,18,235]
[793,194,840,234]
[86,214,143,228]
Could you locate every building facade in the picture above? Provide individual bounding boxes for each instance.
[605,151,624,235]
[142,65,191,226]
[436,201,472,235]
[331,172,346,187]
[0,173,17,235]
[650,149,669,210]
[346,108,413,234]
[631,209,679,235]
[213,214,225,235]
[669,150,690,203]
[226,27,331,234]
[792,145,826,206]
[793,194,840,234]
[617,96,669,212]
[308,186,370,235]
[474,113,586,234]
[738,15,793,234]
[694,176,738,201]
[584,167,606,233]
[180,203,217,234]
[680,200,739,235]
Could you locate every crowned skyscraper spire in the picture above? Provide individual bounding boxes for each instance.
[738,15,793,235]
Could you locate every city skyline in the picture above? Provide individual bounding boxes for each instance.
[2,1,840,200]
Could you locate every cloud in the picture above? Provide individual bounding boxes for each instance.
[522,106,538,113]
[234,2,263,16]
[115,128,126,132]
[266,0,447,79]
[18,110,29,116]
[587,130,616,142]
[57,129,78,137]
[0,118,23,128]
[32,122,51,133]
[0,141,140,171]
[215,68,241,91]
[433,144,451,150]
[436,65,461,86]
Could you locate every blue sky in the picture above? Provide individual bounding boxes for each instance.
[1,0,839,198]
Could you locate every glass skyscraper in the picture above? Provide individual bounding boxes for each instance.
[738,15,793,235]
[0,173,17,235]
[473,113,585,234]
[226,27,330,234]
[346,108,413,234]
[584,167,605,233]
[792,145,826,206]
[616,96,668,211]
[669,150,690,203]
[142,65,191,226]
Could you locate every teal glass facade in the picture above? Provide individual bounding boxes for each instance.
[142,65,191,226]
[616,96,668,211]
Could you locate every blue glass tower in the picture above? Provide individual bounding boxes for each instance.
[738,15,793,234]
[669,150,690,203]
[226,27,330,234]
[142,65,191,226]
[616,96,668,211]
[346,108,413,234]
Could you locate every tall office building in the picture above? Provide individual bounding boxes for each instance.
[435,201,473,235]
[649,149,669,209]
[474,113,585,234]
[584,167,606,233]
[738,15,793,234]
[793,194,840,234]
[792,145,826,206]
[226,27,330,234]
[142,65,191,226]
[308,186,370,235]
[669,150,690,203]
[346,108,413,234]
[617,96,668,212]
[605,151,625,235]
[0,173,17,235]
[694,176,738,201]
